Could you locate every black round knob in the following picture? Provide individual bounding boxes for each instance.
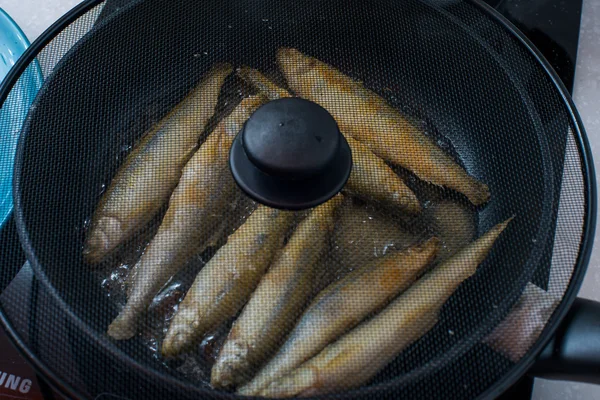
[243,98,340,180]
[230,98,352,210]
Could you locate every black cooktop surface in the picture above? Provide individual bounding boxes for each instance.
[482,0,582,92]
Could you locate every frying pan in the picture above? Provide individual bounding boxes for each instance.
[0,0,597,399]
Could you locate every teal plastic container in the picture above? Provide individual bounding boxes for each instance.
[0,8,42,227]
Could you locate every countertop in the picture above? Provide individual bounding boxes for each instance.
[2,0,599,399]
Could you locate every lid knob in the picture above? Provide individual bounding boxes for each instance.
[230,98,352,210]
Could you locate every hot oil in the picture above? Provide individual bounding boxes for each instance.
[93,208,165,303]
[423,200,477,262]
[91,71,479,387]
[322,198,427,288]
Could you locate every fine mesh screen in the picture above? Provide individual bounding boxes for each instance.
[0,0,591,399]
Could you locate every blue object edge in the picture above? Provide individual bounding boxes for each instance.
[0,8,42,228]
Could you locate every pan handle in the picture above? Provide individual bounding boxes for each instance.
[529,297,600,383]
[0,216,26,293]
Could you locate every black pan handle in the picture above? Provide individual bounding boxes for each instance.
[529,297,600,383]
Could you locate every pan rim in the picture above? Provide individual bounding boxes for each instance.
[1,0,595,399]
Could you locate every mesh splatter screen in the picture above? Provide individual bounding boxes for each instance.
[0,0,592,399]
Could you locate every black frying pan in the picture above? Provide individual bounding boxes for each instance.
[1,0,596,399]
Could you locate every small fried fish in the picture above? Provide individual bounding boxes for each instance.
[237,66,420,214]
[84,64,233,263]
[277,48,490,206]
[259,217,512,397]
[238,237,440,396]
[161,205,295,357]
[211,195,344,389]
[107,96,265,340]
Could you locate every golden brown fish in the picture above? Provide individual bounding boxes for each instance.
[259,217,512,397]
[237,66,420,214]
[84,64,233,263]
[238,237,440,396]
[161,205,295,357]
[107,96,265,340]
[211,195,343,389]
[277,48,490,206]
[346,136,420,213]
